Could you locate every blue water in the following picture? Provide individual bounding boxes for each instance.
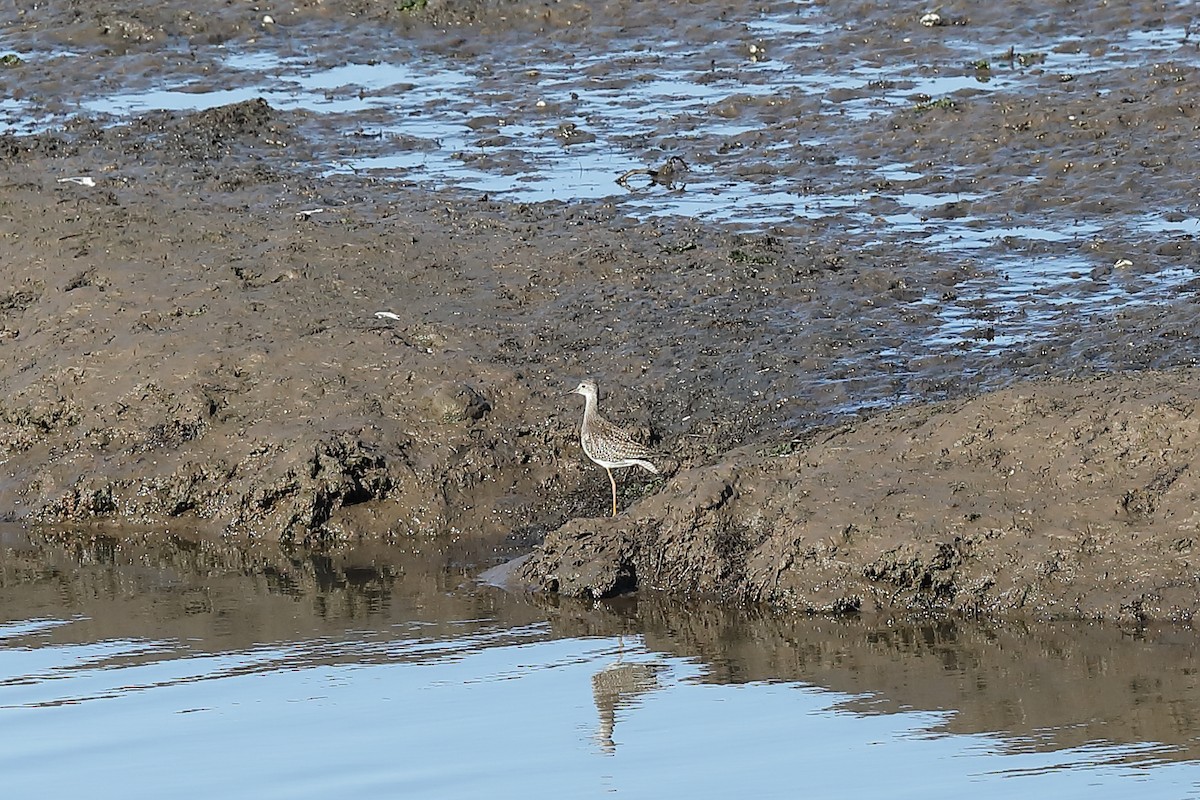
[3,624,1193,799]
[3,533,1200,799]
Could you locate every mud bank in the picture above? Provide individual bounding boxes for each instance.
[0,111,823,545]
[2,0,1200,622]
[521,369,1200,624]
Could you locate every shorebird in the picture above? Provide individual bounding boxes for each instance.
[616,156,690,190]
[569,379,659,517]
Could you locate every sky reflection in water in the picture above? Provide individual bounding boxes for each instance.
[2,578,1200,796]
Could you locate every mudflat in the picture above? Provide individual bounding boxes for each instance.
[1,0,1199,622]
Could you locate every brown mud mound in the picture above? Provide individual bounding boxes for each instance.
[521,368,1200,625]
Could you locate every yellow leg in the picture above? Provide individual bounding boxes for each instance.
[607,468,618,517]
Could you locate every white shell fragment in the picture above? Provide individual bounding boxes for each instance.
[57,176,96,187]
[920,12,942,27]
[374,311,403,321]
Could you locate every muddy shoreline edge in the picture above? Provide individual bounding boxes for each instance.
[520,369,1200,626]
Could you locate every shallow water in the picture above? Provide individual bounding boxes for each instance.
[7,10,1196,230]
[4,528,1200,799]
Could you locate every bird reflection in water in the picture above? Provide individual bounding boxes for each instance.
[591,637,664,753]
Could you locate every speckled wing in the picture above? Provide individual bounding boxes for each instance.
[582,413,659,471]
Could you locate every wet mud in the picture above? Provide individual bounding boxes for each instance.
[1,0,1199,622]
[521,370,1200,624]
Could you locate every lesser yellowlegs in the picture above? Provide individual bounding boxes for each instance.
[569,379,659,516]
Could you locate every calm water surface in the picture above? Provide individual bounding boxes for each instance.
[3,527,1200,799]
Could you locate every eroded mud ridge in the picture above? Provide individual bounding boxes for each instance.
[520,370,1200,624]
[1,0,1199,622]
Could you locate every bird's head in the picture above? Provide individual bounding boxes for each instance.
[569,379,599,399]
